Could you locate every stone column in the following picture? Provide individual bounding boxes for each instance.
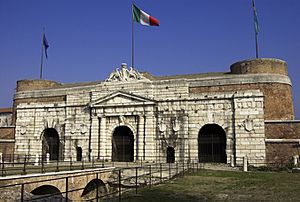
[144,114,156,161]
[99,116,107,160]
[137,115,145,161]
[90,116,99,158]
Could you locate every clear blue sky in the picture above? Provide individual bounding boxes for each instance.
[0,0,299,118]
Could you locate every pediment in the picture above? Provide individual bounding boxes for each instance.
[89,91,156,108]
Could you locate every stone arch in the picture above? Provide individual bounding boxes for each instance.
[81,179,107,200]
[31,185,64,201]
[110,122,136,136]
[198,124,227,163]
[41,128,61,161]
[112,126,134,162]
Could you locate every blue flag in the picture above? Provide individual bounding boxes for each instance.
[43,33,49,59]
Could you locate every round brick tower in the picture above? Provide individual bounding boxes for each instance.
[16,79,61,92]
[230,58,294,120]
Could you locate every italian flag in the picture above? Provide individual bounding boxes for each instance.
[132,4,160,26]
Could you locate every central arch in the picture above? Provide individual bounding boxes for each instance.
[198,124,227,163]
[42,128,60,161]
[112,126,134,162]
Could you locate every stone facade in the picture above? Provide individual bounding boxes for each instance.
[12,59,300,166]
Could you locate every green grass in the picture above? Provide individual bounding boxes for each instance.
[122,170,300,201]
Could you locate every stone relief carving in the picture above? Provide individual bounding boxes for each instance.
[106,63,148,82]
[119,115,126,125]
[69,122,87,134]
[0,116,12,127]
[158,117,181,148]
[20,124,27,135]
[158,119,166,133]
[80,123,88,134]
[244,118,254,132]
[43,118,60,129]
[172,117,180,132]
[70,123,76,134]
[239,116,255,132]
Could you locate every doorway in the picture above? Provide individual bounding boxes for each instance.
[112,126,134,162]
[166,147,175,163]
[42,128,60,161]
[76,147,82,161]
[198,124,226,163]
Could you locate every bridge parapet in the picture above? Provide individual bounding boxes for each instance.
[0,167,114,201]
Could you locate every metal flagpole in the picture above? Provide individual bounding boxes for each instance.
[252,0,259,58]
[255,29,259,59]
[39,27,45,80]
[131,2,135,68]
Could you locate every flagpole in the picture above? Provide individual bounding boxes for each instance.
[131,2,135,68]
[255,31,259,59]
[40,27,45,80]
[252,0,259,59]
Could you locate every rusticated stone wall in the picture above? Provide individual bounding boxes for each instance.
[11,59,299,166]
[189,83,294,120]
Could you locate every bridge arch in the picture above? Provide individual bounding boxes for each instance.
[198,124,227,163]
[31,185,64,200]
[81,179,107,200]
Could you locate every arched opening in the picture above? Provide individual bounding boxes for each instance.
[112,126,134,162]
[42,128,60,161]
[76,147,82,161]
[166,147,175,163]
[81,179,107,200]
[198,124,226,163]
[31,185,64,201]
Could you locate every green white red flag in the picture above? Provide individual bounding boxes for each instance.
[132,3,159,26]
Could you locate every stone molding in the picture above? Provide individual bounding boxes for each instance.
[265,139,300,144]
[265,120,300,123]
[189,74,291,87]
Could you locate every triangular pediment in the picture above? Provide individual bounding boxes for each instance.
[89,91,156,107]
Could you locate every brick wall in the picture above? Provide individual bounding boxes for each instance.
[265,122,300,164]
[16,80,61,92]
[266,142,299,164]
[0,127,15,158]
[265,122,300,139]
[230,58,288,75]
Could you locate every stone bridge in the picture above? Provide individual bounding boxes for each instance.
[0,167,115,201]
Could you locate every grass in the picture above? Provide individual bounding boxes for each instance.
[122,169,300,201]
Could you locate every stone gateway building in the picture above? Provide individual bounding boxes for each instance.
[12,58,300,166]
